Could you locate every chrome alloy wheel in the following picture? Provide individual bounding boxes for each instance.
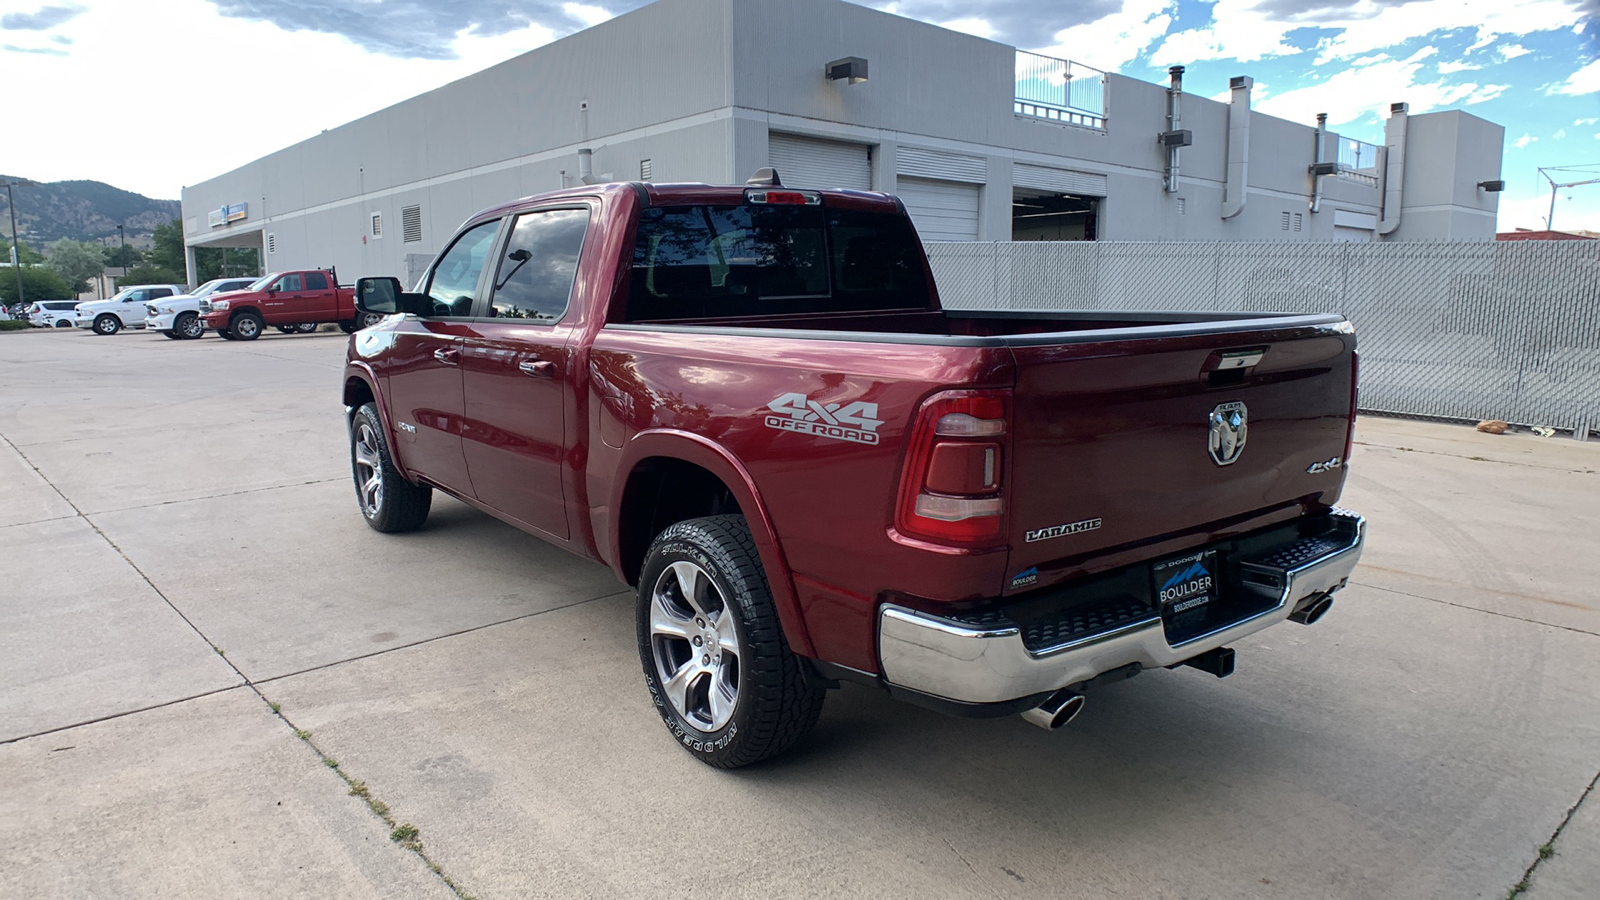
[178,315,204,338]
[352,421,384,518]
[649,560,742,731]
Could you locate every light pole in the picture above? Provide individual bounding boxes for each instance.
[3,179,32,310]
[117,224,126,270]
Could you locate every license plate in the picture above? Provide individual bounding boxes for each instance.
[1152,550,1219,618]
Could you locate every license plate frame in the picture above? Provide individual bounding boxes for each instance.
[1152,549,1220,620]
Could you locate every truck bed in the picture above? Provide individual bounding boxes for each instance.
[619,307,1348,345]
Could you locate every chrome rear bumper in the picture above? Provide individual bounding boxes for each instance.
[878,510,1365,705]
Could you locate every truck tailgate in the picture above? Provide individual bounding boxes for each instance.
[1003,318,1355,593]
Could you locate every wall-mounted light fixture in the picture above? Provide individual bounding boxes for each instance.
[1308,161,1340,177]
[826,57,868,84]
[1158,130,1193,147]
[1477,180,1506,192]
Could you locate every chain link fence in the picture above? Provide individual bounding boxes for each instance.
[925,241,1600,438]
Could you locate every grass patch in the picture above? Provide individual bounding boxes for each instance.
[0,320,32,331]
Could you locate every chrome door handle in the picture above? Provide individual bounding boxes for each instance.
[433,348,460,365]
[519,359,556,377]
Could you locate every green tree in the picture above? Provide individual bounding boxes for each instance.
[101,242,145,269]
[148,220,186,272]
[197,246,259,281]
[6,240,45,266]
[0,266,74,304]
[46,239,106,294]
[116,265,185,287]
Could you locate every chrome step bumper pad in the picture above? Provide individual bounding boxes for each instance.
[878,510,1365,705]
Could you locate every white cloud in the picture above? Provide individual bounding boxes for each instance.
[1152,0,1582,66]
[1514,133,1538,148]
[1031,0,1173,71]
[938,16,997,40]
[1578,118,1600,125]
[1498,43,1533,60]
[0,0,567,197]
[1555,128,1569,138]
[1254,55,1507,130]
[561,3,612,29]
[1438,60,1480,74]
[1547,58,1600,95]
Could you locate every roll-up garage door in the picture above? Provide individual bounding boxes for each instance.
[768,133,872,191]
[898,177,980,241]
[1013,163,1107,197]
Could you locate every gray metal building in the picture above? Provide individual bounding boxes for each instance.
[180,0,1506,285]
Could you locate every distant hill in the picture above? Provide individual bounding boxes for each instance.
[0,176,179,246]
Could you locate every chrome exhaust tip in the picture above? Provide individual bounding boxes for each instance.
[1289,593,1334,625]
[1021,689,1085,731]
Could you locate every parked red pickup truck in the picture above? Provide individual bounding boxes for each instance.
[343,174,1365,768]
[200,269,380,340]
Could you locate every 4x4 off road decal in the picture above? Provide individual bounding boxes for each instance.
[764,392,884,446]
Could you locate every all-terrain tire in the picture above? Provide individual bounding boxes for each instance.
[231,311,264,341]
[637,515,826,768]
[161,330,181,340]
[350,403,431,533]
[217,328,237,340]
[93,314,121,335]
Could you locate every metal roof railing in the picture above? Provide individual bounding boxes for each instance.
[1015,50,1106,130]
[1338,137,1381,186]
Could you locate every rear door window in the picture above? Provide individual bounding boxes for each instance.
[304,272,329,291]
[487,208,590,322]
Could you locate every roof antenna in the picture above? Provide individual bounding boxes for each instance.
[746,167,783,187]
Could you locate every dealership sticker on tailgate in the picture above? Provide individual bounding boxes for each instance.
[1153,550,1218,615]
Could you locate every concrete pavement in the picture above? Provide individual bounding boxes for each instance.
[1,327,1596,899]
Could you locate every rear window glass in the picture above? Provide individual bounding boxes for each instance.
[627,204,929,321]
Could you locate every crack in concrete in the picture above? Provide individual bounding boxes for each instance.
[1508,768,1600,898]
[87,476,346,516]
[1351,581,1600,639]
[1,427,480,900]
[1351,440,1599,476]
[251,589,631,687]
[0,685,249,746]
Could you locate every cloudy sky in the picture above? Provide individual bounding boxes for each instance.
[2,0,1596,231]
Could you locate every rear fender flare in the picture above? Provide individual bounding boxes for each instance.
[613,429,814,658]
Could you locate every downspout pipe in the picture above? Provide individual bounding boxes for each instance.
[1378,102,1408,235]
[577,148,596,185]
[1164,66,1184,193]
[1221,76,1253,220]
[1310,112,1327,214]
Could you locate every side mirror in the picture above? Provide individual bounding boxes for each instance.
[356,277,402,315]
[267,285,279,294]
[356,277,429,317]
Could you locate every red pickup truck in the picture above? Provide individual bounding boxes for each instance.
[343,175,1365,768]
[200,269,381,340]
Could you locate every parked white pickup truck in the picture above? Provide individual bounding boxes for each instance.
[144,277,258,340]
[76,285,186,335]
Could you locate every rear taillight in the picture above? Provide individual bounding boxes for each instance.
[894,390,1009,546]
[1343,351,1359,466]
